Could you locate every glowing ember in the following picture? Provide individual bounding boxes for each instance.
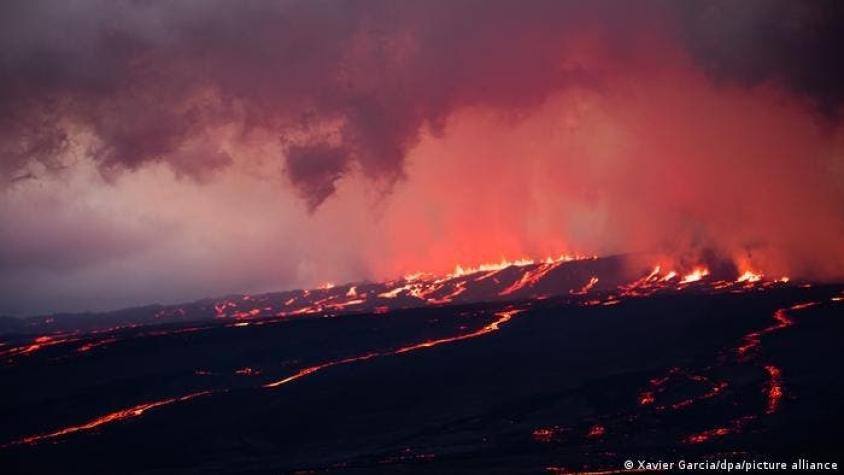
[586,424,606,438]
[764,365,783,414]
[231,308,261,319]
[789,301,819,311]
[77,337,118,353]
[214,300,237,318]
[532,427,555,443]
[686,426,730,444]
[235,367,261,376]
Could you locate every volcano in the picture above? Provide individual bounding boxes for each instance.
[1,255,842,473]
[4,1,844,473]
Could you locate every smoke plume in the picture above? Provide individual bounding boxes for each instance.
[1,0,843,314]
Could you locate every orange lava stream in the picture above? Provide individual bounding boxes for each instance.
[685,416,756,445]
[4,390,216,447]
[499,262,561,296]
[571,276,599,295]
[396,309,516,353]
[264,309,520,389]
[678,299,825,444]
[263,353,380,388]
[427,281,467,305]
[5,266,832,453]
[0,334,83,359]
[736,302,817,356]
[76,337,119,353]
[639,368,729,413]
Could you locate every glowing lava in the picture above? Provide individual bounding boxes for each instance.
[680,267,709,284]
[499,261,563,296]
[532,427,555,443]
[264,309,521,389]
[586,424,606,438]
[737,270,763,283]
[2,256,827,455]
[686,426,731,444]
[5,391,216,447]
[764,365,784,414]
[571,276,599,295]
[737,308,795,357]
[452,258,536,278]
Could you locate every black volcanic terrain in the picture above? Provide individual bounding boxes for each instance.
[1,256,842,474]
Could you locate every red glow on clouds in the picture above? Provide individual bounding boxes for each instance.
[1,3,843,316]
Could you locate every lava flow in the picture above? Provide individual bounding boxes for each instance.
[3,306,522,447]
[3,390,217,448]
[667,299,825,444]
[265,308,521,389]
[764,364,784,414]
[533,271,835,452]
[2,256,837,460]
[3,255,794,357]
[0,334,83,359]
[206,255,595,323]
[737,306,803,358]
[0,257,792,369]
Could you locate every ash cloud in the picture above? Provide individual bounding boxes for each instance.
[2,1,842,202]
[284,144,349,212]
[1,1,844,314]
[674,0,844,117]
[0,2,635,202]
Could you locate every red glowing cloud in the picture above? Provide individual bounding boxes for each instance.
[1,1,843,314]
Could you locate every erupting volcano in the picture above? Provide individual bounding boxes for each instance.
[2,0,844,473]
[2,256,843,472]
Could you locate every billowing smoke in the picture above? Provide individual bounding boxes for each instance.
[1,0,843,315]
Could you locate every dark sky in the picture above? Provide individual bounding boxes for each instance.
[2,0,843,316]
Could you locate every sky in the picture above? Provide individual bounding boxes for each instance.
[1,0,843,316]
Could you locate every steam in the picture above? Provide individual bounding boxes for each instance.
[1,0,843,314]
